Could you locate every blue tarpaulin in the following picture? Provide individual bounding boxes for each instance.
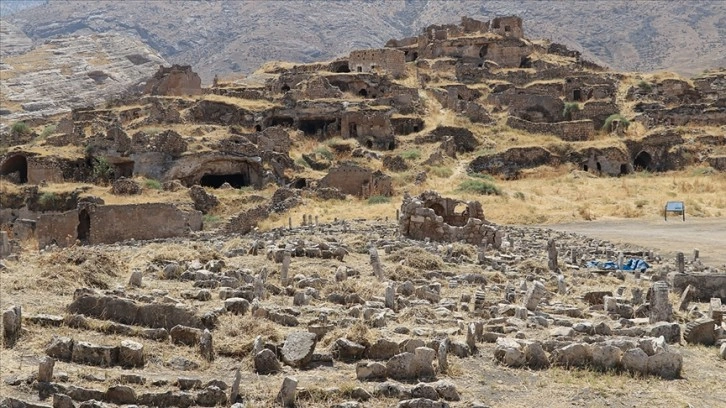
[586,258,649,271]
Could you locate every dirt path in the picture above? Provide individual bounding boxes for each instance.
[544,216,726,267]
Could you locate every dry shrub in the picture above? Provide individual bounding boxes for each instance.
[148,242,220,264]
[390,265,419,281]
[38,247,122,291]
[450,242,476,259]
[518,258,548,275]
[216,314,283,358]
[388,247,443,270]
[398,304,438,322]
[578,204,596,221]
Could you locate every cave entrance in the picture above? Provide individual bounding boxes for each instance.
[200,173,250,188]
[0,155,28,184]
[281,84,290,92]
[349,123,358,138]
[479,45,488,58]
[77,209,90,243]
[573,89,582,101]
[583,164,589,172]
[596,162,602,172]
[298,118,336,137]
[412,52,418,61]
[358,89,368,98]
[334,63,350,73]
[114,161,134,179]
[519,56,531,68]
[388,141,396,150]
[634,151,652,171]
[290,178,307,189]
[255,124,262,132]
[619,163,629,175]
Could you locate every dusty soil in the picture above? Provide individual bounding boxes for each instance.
[545,216,726,268]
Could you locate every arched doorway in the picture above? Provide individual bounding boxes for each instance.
[634,151,652,171]
[0,155,28,183]
[479,45,488,58]
[77,209,90,243]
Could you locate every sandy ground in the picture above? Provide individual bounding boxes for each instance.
[545,216,726,267]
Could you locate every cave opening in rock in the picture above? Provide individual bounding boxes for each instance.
[200,173,250,188]
[334,63,350,73]
[634,151,652,171]
[0,154,28,183]
[298,118,335,137]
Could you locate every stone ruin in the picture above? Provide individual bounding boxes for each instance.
[144,64,202,96]
[399,191,502,247]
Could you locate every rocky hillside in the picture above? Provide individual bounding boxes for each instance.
[7,0,725,83]
[0,30,166,125]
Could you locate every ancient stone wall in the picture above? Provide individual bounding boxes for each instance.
[144,65,202,96]
[87,204,201,245]
[490,16,524,38]
[36,209,80,248]
[27,159,65,184]
[497,93,564,123]
[469,146,557,179]
[319,164,392,197]
[399,191,501,247]
[572,101,619,129]
[349,49,406,78]
[506,117,594,141]
[341,110,395,150]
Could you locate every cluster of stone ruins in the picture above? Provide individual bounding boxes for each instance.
[1,15,725,407]
[1,15,725,248]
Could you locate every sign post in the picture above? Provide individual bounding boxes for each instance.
[664,201,685,221]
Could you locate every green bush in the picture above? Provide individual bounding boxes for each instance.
[202,214,222,229]
[11,122,31,135]
[637,80,653,93]
[367,195,391,204]
[314,147,334,160]
[457,178,502,196]
[400,149,421,160]
[513,191,526,201]
[295,157,310,168]
[144,178,162,190]
[38,192,57,207]
[563,102,581,120]
[39,125,57,138]
[602,114,630,132]
[92,157,114,181]
[469,172,495,181]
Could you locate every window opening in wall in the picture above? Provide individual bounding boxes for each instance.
[281,84,290,92]
[479,44,488,58]
[77,209,90,243]
[365,140,373,149]
[583,164,589,172]
[596,162,602,172]
[359,89,368,98]
[357,66,362,72]
[619,163,629,175]
[573,89,582,101]
[504,25,511,32]
[255,124,262,132]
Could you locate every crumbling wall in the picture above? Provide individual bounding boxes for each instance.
[87,204,201,245]
[399,191,501,247]
[469,146,558,179]
[144,64,202,96]
[349,49,406,78]
[341,110,395,150]
[506,117,594,141]
[36,209,80,248]
[318,163,392,197]
[28,158,66,184]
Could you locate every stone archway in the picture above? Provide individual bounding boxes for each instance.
[77,209,91,243]
[0,154,28,183]
[634,151,652,171]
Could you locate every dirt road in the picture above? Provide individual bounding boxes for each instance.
[545,217,726,267]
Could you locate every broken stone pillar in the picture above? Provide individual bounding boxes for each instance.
[38,356,54,382]
[557,275,566,295]
[385,283,396,311]
[570,248,578,265]
[302,215,307,226]
[2,305,21,347]
[129,270,142,287]
[396,209,400,220]
[276,376,298,408]
[230,368,241,404]
[678,284,696,312]
[603,296,618,314]
[288,217,292,229]
[254,276,266,301]
[710,298,724,324]
[617,251,624,271]
[466,323,476,352]
[200,329,214,362]
[413,347,435,378]
[693,249,699,262]
[369,247,384,281]
[676,252,685,273]
[524,281,546,311]
[335,266,347,282]
[632,288,643,305]
[438,338,449,374]
[547,239,558,272]
[514,307,528,320]
[649,281,673,323]
[280,251,291,286]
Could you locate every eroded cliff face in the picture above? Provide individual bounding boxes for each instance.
[0,29,166,127]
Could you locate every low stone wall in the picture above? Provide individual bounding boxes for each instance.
[35,204,202,248]
[507,116,594,141]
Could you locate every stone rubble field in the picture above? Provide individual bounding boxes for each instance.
[2,214,725,408]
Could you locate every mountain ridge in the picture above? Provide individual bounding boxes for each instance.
[6,0,725,84]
